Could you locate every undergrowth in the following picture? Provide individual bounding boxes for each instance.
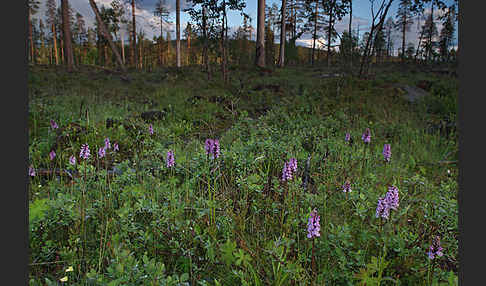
[28,65,458,285]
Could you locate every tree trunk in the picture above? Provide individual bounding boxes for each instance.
[83,44,87,65]
[202,5,210,79]
[187,28,191,64]
[167,32,170,65]
[327,3,333,68]
[29,12,34,64]
[60,33,64,65]
[131,0,137,68]
[121,28,126,64]
[427,2,434,63]
[220,16,225,78]
[292,0,296,39]
[105,45,109,67]
[349,0,352,69]
[49,44,53,64]
[62,0,75,72]
[311,0,318,65]
[89,0,127,72]
[52,24,59,65]
[401,14,406,62]
[97,31,103,65]
[359,0,394,77]
[255,0,265,67]
[221,0,228,82]
[40,33,45,64]
[139,37,143,69]
[415,20,424,62]
[159,19,163,66]
[176,0,181,68]
[278,0,286,67]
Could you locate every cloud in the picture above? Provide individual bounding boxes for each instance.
[334,15,370,35]
[139,0,192,13]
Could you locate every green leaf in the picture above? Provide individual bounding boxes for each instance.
[221,239,237,267]
[447,271,458,285]
[206,240,215,262]
[29,199,49,225]
[410,155,416,169]
[180,273,189,282]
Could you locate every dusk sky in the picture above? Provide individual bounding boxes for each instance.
[34,0,458,53]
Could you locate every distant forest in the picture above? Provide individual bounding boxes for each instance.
[28,0,458,77]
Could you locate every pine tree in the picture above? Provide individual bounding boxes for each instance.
[61,0,75,71]
[420,4,438,63]
[383,17,394,59]
[265,21,275,66]
[438,5,455,62]
[39,19,46,64]
[278,0,286,67]
[45,0,59,65]
[184,22,196,65]
[373,26,386,64]
[256,0,266,67]
[176,0,181,68]
[395,0,414,62]
[154,0,170,66]
[322,0,349,67]
[304,0,327,65]
[166,30,172,65]
[28,0,40,64]
[124,0,143,68]
[73,12,86,65]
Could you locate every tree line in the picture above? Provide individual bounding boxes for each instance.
[28,0,458,78]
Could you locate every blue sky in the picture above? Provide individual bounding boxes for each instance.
[34,0,457,52]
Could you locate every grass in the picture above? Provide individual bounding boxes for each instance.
[28,64,458,285]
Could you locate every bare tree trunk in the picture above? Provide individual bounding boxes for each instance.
[359,0,394,77]
[62,0,75,72]
[225,11,228,70]
[83,44,87,65]
[97,30,103,65]
[327,3,333,68]
[53,24,59,65]
[311,0,319,65]
[220,17,225,78]
[202,6,210,79]
[415,20,424,63]
[349,0,352,69]
[255,0,265,67]
[40,33,45,64]
[139,36,143,69]
[167,33,170,65]
[401,14,406,62]
[159,19,163,66]
[427,2,434,63]
[221,0,228,82]
[120,28,126,64]
[176,0,181,68]
[131,0,137,68]
[291,0,296,39]
[104,45,109,67]
[187,28,191,65]
[278,0,286,67]
[89,0,127,72]
[60,32,64,65]
[29,12,34,64]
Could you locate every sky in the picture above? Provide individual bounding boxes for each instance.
[33,0,458,54]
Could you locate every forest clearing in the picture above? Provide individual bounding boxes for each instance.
[28,62,458,285]
[27,0,459,284]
